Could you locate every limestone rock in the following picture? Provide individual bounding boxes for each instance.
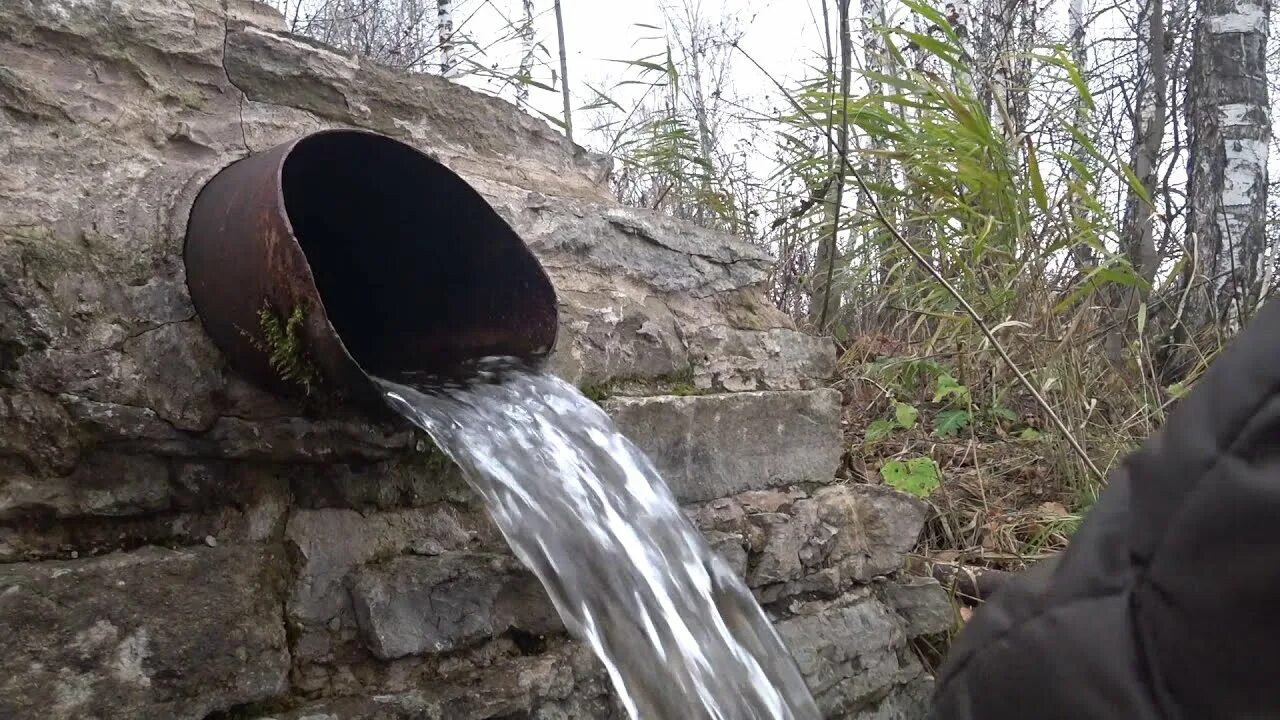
[880,576,955,639]
[62,394,414,462]
[740,484,929,591]
[257,644,617,719]
[777,591,925,717]
[286,506,498,624]
[605,390,843,503]
[0,545,289,720]
[704,529,750,578]
[350,553,560,659]
[223,24,610,201]
[0,452,170,520]
[0,390,79,474]
[686,326,836,392]
[543,277,689,387]
[860,676,936,720]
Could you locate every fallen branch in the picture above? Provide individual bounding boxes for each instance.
[930,562,1015,604]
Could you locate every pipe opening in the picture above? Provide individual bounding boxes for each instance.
[279,132,557,382]
[184,129,558,410]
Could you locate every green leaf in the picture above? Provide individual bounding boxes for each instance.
[932,373,970,403]
[1026,141,1048,211]
[865,419,896,445]
[989,405,1018,423]
[894,402,919,430]
[535,109,568,130]
[1019,427,1043,441]
[880,457,941,498]
[935,409,971,437]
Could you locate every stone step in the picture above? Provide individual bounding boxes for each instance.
[604,389,843,503]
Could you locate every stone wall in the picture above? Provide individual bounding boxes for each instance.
[0,1,953,718]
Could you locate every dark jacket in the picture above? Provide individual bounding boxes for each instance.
[929,299,1280,719]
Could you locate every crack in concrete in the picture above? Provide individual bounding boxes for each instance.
[219,0,251,155]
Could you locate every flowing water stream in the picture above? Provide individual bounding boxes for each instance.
[378,359,821,720]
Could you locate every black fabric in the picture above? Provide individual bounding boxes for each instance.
[929,299,1280,720]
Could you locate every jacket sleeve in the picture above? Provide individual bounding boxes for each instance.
[929,299,1280,720]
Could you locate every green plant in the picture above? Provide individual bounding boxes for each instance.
[880,456,941,497]
[865,400,920,445]
[247,301,321,395]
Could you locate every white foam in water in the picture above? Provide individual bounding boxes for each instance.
[378,360,821,720]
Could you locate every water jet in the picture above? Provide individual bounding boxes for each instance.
[183,129,559,412]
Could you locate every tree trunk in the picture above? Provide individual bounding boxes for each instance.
[810,0,851,330]
[437,0,455,76]
[553,0,573,143]
[516,0,536,110]
[1107,0,1168,362]
[1123,0,1167,285]
[1177,0,1270,365]
[1067,0,1095,269]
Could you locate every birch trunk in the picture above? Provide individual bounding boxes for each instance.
[436,0,455,76]
[1122,0,1167,286]
[1183,0,1271,338]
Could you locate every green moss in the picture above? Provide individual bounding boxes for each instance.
[245,301,321,395]
[669,382,702,396]
[579,382,612,404]
[579,365,707,400]
[411,434,454,475]
[162,88,209,110]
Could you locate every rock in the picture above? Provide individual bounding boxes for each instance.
[605,390,843,503]
[749,501,829,587]
[704,530,750,578]
[62,394,414,462]
[0,452,170,520]
[777,591,925,717]
[859,676,936,720]
[508,196,772,297]
[821,484,930,580]
[257,644,616,719]
[227,0,286,30]
[687,326,836,392]
[543,279,689,387]
[285,506,502,659]
[223,25,610,201]
[350,553,560,659]
[0,390,78,474]
[287,455,473,511]
[746,484,928,589]
[0,545,289,720]
[880,577,955,639]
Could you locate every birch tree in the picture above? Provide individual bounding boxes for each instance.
[1180,0,1271,352]
[1122,0,1167,287]
[437,0,456,76]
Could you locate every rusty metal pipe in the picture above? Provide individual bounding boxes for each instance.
[183,129,559,413]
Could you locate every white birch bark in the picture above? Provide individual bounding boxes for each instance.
[437,0,455,77]
[1185,0,1271,333]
